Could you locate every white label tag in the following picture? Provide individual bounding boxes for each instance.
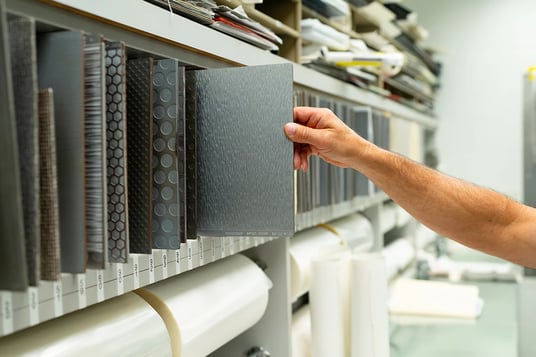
[149,254,155,284]
[187,242,193,270]
[53,281,63,317]
[162,251,168,279]
[221,239,226,257]
[133,255,140,289]
[77,274,87,309]
[116,264,124,295]
[175,250,181,274]
[2,292,13,334]
[199,239,205,265]
[211,238,216,260]
[97,270,105,302]
[28,287,39,326]
[229,238,235,254]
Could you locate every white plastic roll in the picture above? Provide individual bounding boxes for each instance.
[350,252,390,357]
[328,213,374,252]
[136,254,272,357]
[382,238,415,280]
[0,292,172,356]
[381,202,398,234]
[292,305,312,357]
[289,226,343,301]
[310,251,351,357]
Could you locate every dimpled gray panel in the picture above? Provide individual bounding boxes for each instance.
[151,59,180,249]
[186,63,294,237]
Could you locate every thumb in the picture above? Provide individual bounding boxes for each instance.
[284,122,321,145]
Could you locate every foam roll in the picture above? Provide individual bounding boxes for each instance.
[310,251,351,357]
[381,202,398,234]
[292,305,312,357]
[135,254,272,357]
[382,237,415,280]
[0,292,172,356]
[289,226,343,301]
[327,213,374,252]
[350,252,390,357]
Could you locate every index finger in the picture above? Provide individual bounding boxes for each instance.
[293,106,333,129]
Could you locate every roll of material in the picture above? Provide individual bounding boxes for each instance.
[382,238,415,280]
[136,254,272,357]
[350,253,390,357]
[289,226,343,301]
[310,251,351,357]
[381,202,398,234]
[0,292,172,356]
[327,213,374,252]
[292,305,312,357]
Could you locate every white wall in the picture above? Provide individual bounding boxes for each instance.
[404,0,536,201]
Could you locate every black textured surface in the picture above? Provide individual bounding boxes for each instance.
[351,106,374,196]
[126,57,153,254]
[105,41,129,262]
[0,0,28,290]
[151,59,180,249]
[9,15,40,286]
[186,63,294,237]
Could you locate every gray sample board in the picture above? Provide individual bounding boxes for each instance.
[186,63,294,237]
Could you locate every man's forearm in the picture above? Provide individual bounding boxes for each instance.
[353,142,536,267]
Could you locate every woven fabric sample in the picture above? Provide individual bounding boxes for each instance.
[351,107,374,196]
[38,88,61,280]
[37,30,86,273]
[186,63,294,237]
[0,0,28,290]
[126,57,153,254]
[9,15,40,286]
[152,59,181,249]
[105,41,129,263]
[84,33,107,269]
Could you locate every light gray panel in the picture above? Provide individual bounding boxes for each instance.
[37,30,86,273]
[8,15,40,286]
[0,0,28,290]
[187,63,294,237]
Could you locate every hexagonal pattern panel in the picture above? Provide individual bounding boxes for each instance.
[105,42,128,262]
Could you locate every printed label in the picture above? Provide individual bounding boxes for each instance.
[78,274,87,309]
[162,251,168,279]
[116,264,124,295]
[149,254,155,283]
[97,270,105,302]
[133,255,140,289]
[2,292,13,334]
[53,281,63,317]
[28,287,39,326]
[175,250,181,274]
[199,239,205,265]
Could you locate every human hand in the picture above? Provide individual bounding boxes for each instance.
[283,106,367,171]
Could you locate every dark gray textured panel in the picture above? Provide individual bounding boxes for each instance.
[105,41,129,263]
[0,0,28,290]
[151,58,180,249]
[352,106,374,196]
[186,63,294,237]
[126,57,153,254]
[37,30,86,273]
[84,33,107,269]
[9,15,40,286]
[38,88,61,281]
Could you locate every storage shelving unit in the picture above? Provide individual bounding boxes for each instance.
[0,0,439,355]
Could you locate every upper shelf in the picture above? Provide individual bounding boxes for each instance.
[17,0,437,127]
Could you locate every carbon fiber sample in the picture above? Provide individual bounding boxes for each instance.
[186,63,294,237]
[151,59,181,249]
[0,0,28,290]
[127,57,153,254]
[8,15,40,286]
[38,88,61,281]
[37,30,87,273]
[105,42,129,263]
[84,33,107,269]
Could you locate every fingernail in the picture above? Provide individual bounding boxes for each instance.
[285,123,296,135]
